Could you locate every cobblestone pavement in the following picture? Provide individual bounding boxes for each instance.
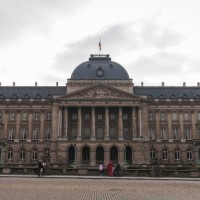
[0,177,200,200]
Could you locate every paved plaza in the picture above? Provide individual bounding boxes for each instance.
[0,176,200,200]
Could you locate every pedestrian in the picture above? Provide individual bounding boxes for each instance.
[42,160,46,175]
[99,164,104,176]
[38,160,44,177]
[107,161,113,177]
[115,162,121,176]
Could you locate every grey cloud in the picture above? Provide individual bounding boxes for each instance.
[0,0,91,43]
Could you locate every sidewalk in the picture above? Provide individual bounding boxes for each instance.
[0,174,200,181]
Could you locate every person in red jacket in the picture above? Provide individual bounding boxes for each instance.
[107,161,113,177]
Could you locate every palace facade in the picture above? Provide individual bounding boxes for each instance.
[0,54,200,173]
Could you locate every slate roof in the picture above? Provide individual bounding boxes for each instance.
[0,86,66,98]
[134,86,200,98]
[70,54,130,80]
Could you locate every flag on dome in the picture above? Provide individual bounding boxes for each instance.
[98,38,101,51]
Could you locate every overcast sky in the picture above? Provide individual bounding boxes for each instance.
[1,0,200,87]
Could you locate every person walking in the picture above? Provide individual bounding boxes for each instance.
[115,162,121,176]
[107,161,113,177]
[38,160,44,177]
[99,164,104,176]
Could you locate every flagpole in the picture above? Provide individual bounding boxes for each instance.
[98,38,101,55]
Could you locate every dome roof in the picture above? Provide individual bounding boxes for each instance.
[70,54,130,80]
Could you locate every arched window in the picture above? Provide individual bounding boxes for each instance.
[174,147,180,160]
[7,147,13,160]
[46,94,53,99]
[162,147,168,160]
[182,94,188,101]
[68,146,75,164]
[110,146,118,164]
[35,94,42,99]
[82,146,90,164]
[24,94,30,100]
[187,148,192,160]
[19,147,26,160]
[126,146,132,164]
[96,146,104,164]
[194,94,200,102]
[32,148,38,160]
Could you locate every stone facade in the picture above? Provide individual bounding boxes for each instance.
[0,54,200,172]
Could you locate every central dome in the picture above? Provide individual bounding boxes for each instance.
[70,54,130,80]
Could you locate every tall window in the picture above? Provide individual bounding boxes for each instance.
[84,113,90,120]
[160,112,166,121]
[83,127,90,139]
[33,127,39,140]
[184,127,191,139]
[45,127,51,140]
[96,146,104,164]
[110,113,116,120]
[21,111,28,121]
[82,146,90,164]
[19,148,26,160]
[172,112,178,121]
[71,113,77,120]
[68,146,75,164]
[110,127,116,139]
[161,127,167,140]
[173,127,179,139]
[175,147,180,160]
[149,127,155,139]
[46,112,52,120]
[162,148,168,160]
[32,148,38,160]
[20,127,27,140]
[187,148,192,160]
[96,127,104,139]
[183,112,190,121]
[150,148,156,159]
[44,148,50,157]
[148,112,155,121]
[7,148,13,160]
[123,113,128,120]
[9,111,16,121]
[70,127,77,140]
[123,127,130,139]
[8,127,15,140]
[33,112,40,120]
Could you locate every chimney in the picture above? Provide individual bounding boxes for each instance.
[0,82,1,87]
[56,82,58,86]
[35,82,37,86]
[197,82,200,87]
[141,82,144,87]
[13,82,15,86]
[183,82,186,87]
[162,82,164,87]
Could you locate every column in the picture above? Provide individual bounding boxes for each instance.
[156,111,160,140]
[15,111,20,142]
[179,111,184,140]
[167,111,172,140]
[58,107,62,138]
[77,107,82,140]
[65,107,68,139]
[138,107,142,138]
[105,107,109,140]
[27,110,32,142]
[191,110,195,139]
[132,107,136,139]
[40,111,44,142]
[118,107,123,140]
[91,107,96,140]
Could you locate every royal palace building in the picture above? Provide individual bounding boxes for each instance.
[0,54,200,173]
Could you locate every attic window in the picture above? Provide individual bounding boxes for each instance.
[182,94,188,101]
[24,94,30,99]
[0,94,6,99]
[46,94,53,99]
[12,94,18,99]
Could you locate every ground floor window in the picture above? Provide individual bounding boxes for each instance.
[126,146,132,164]
[110,146,118,163]
[96,146,104,164]
[162,148,168,160]
[82,146,90,164]
[187,148,192,160]
[68,146,75,164]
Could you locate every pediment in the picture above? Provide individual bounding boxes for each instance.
[58,84,142,100]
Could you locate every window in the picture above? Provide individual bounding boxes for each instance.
[123,127,130,139]
[197,112,200,121]
[83,127,90,139]
[183,112,190,121]
[33,127,39,140]
[45,127,51,140]
[21,111,28,121]
[8,127,15,140]
[162,148,168,160]
[150,148,156,159]
[44,148,50,157]
[82,146,90,164]
[0,111,3,120]
[19,148,26,160]
[161,127,167,140]
[110,127,116,139]
[96,146,104,164]
[148,112,155,121]
[175,147,180,160]
[184,127,191,139]
[187,148,192,160]
[173,127,179,139]
[110,113,115,120]
[96,127,104,139]
[160,112,166,121]
[46,112,52,120]
[84,113,90,120]
[123,114,128,120]
[72,113,77,120]
[172,112,178,121]
[7,148,13,160]
[97,114,103,120]
[68,146,75,164]
[9,111,16,120]
[20,127,27,140]
[149,127,155,139]
[198,127,200,139]
[33,112,40,120]
[32,148,38,160]
[70,128,77,140]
